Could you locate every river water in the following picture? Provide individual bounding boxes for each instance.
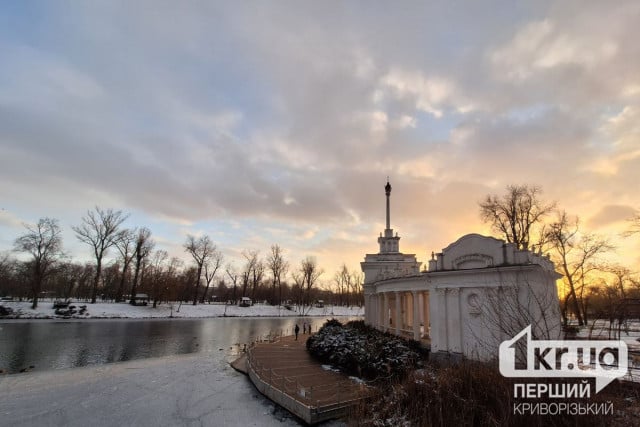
[0,317,350,374]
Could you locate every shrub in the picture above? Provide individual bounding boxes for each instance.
[306,319,424,381]
[350,361,639,427]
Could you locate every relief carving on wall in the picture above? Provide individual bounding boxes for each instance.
[375,265,416,281]
[467,292,481,316]
[453,253,494,270]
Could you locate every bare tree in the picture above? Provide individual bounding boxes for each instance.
[474,276,562,363]
[164,257,183,302]
[0,253,22,298]
[14,218,64,308]
[149,249,168,308]
[201,248,223,303]
[624,210,640,237]
[251,258,265,300]
[292,256,323,314]
[593,265,636,339]
[72,262,93,301]
[291,269,305,312]
[114,228,136,302]
[176,266,197,312]
[0,252,12,278]
[606,264,632,301]
[52,261,84,300]
[350,270,364,307]
[240,250,259,299]
[479,185,555,250]
[334,264,351,306]
[225,264,239,305]
[332,267,364,307]
[102,262,121,300]
[544,211,613,326]
[184,235,215,305]
[266,244,288,306]
[73,207,128,303]
[129,227,153,305]
[0,252,15,296]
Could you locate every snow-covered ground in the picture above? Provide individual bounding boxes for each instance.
[575,319,640,351]
[0,350,342,427]
[0,301,364,320]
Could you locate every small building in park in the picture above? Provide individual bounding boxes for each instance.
[361,181,562,361]
[132,293,149,306]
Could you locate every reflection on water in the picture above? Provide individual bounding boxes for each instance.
[0,316,356,374]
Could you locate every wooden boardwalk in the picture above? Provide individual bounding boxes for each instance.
[237,334,372,424]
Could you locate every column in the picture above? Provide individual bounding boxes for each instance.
[419,292,424,337]
[412,291,420,340]
[364,295,370,324]
[407,292,412,330]
[370,295,375,325]
[431,289,446,352]
[382,293,389,332]
[446,288,461,353]
[371,294,378,328]
[371,295,376,326]
[423,292,430,338]
[404,292,411,330]
[395,291,401,336]
[378,294,384,330]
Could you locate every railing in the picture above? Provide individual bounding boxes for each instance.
[246,344,370,411]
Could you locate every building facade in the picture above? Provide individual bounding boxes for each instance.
[361,181,562,361]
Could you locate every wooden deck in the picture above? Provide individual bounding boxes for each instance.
[238,334,372,424]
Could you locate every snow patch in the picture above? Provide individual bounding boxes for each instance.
[1,301,364,320]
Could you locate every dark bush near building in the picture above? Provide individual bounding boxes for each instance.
[306,319,426,381]
[308,320,639,426]
[349,359,639,427]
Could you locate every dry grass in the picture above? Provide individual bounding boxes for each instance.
[348,360,640,427]
[308,319,640,426]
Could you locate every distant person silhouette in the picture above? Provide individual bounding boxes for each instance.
[294,324,300,340]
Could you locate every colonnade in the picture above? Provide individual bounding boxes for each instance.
[364,290,430,341]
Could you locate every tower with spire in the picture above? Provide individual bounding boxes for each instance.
[361,179,421,286]
[378,179,400,253]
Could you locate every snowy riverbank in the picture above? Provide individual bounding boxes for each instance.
[0,351,341,427]
[0,300,364,320]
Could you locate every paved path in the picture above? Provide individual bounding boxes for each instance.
[246,334,371,423]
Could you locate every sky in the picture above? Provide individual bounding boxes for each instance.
[1,1,639,284]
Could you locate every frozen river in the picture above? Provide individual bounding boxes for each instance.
[0,317,353,427]
[0,316,345,374]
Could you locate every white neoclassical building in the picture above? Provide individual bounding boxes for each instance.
[361,181,562,361]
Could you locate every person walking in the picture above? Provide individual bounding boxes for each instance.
[294,323,300,340]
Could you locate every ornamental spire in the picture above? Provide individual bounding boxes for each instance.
[385,178,391,230]
[378,178,400,253]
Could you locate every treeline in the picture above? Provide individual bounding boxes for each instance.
[0,207,364,310]
[480,185,640,337]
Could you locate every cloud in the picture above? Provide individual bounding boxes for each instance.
[588,205,637,228]
[379,69,454,118]
[0,209,23,229]
[486,1,640,111]
[1,1,640,275]
[490,19,617,81]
